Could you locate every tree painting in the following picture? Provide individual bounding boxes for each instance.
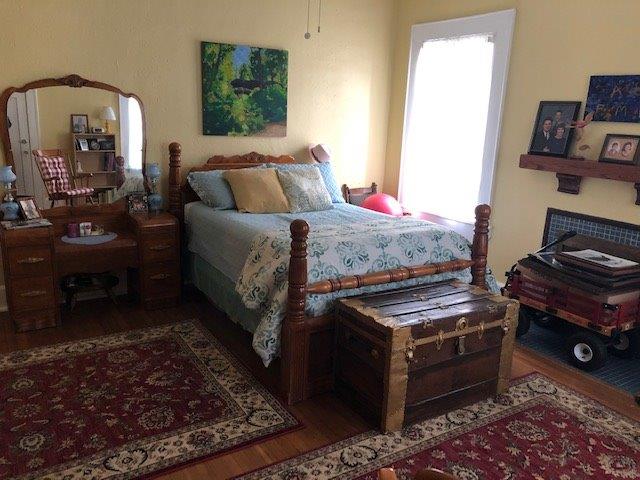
[201,41,288,136]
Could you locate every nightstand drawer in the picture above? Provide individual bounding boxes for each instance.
[141,235,177,263]
[143,262,180,296]
[8,246,53,277]
[13,308,58,332]
[10,276,55,311]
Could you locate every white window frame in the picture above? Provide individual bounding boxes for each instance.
[398,9,515,223]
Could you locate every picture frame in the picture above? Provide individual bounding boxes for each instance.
[17,196,41,220]
[528,101,581,157]
[598,134,640,165]
[70,114,89,133]
[127,192,148,213]
[586,75,640,123]
[77,138,89,151]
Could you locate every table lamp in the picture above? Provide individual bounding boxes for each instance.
[100,106,116,133]
[0,166,19,220]
[146,163,162,213]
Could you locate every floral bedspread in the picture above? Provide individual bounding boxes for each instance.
[236,217,498,366]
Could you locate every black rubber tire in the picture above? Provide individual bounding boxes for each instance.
[609,330,640,359]
[516,308,531,337]
[533,315,555,329]
[565,331,608,371]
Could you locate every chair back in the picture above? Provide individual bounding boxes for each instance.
[342,182,378,206]
[33,149,74,197]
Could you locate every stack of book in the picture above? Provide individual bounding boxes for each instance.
[518,248,640,295]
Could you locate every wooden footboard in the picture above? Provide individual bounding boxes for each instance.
[282,206,491,404]
[166,142,491,406]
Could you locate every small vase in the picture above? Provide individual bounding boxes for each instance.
[1,201,20,220]
[148,193,163,213]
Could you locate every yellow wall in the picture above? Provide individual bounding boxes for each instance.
[385,0,640,281]
[36,87,119,153]
[1,0,395,195]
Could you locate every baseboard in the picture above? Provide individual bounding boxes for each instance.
[0,285,7,312]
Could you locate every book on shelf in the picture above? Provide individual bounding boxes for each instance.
[1,218,52,230]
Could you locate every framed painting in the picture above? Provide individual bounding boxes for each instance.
[201,41,288,137]
[585,75,640,123]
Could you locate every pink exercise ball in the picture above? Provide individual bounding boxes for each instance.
[361,193,403,217]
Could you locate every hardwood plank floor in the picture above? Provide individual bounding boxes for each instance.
[1,291,638,479]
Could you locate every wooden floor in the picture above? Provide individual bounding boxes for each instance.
[2,291,638,480]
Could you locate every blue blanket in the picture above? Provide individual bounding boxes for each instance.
[185,202,497,366]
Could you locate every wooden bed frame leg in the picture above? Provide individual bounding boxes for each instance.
[471,204,491,288]
[168,142,182,222]
[282,219,310,405]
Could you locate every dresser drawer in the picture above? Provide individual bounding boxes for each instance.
[7,246,53,277]
[10,276,55,311]
[141,235,177,263]
[143,262,180,297]
[13,308,58,332]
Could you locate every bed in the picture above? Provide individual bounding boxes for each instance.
[167,143,494,404]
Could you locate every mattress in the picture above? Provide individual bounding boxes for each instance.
[184,201,393,283]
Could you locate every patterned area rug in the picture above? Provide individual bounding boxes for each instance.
[0,321,299,479]
[238,374,640,480]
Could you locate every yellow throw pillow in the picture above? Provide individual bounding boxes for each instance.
[223,168,290,213]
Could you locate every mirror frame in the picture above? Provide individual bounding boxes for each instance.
[0,73,147,175]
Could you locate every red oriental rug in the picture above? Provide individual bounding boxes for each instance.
[238,374,640,480]
[0,321,299,479]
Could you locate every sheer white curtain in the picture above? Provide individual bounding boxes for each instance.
[400,35,494,223]
[118,95,143,172]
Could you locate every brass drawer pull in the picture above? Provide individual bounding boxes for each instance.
[149,244,172,251]
[19,290,47,297]
[150,273,172,281]
[370,348,379,359]
[17,257,45,264]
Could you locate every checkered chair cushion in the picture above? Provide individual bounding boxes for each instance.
[62,188,94,197]
[34,155,94,198]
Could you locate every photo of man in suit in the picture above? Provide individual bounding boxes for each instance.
[533,117,553,152]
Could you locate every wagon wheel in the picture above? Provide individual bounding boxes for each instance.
[609,330,640,359]
[565,331,608,371]
[516,305,534,337]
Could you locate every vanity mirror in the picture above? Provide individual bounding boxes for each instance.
[0,74,147,208]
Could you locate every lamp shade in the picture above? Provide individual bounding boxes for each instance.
[0,165,16,184]
[100,106,116,121]
[146,163,161,180]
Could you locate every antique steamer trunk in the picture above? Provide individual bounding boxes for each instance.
[335,280,519,432]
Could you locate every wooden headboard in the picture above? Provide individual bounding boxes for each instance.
[167,142,299,221]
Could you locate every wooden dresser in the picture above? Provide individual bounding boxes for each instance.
[1,203,180,332]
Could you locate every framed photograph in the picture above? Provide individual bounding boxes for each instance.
[586,75,640,123]
[77,138,89,151]
[17,197,41,220]
[528,101,581,157]
[127,192,148,213]
[598,134,640,165]
[71,114,89,133]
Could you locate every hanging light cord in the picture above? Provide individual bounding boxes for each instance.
[305,0,311,39]
[317,0,322,33]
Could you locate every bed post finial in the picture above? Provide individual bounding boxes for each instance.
[471,204,490,288]
[282,219,309,405]
[168,142,182,221]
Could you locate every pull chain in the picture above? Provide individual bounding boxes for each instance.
[317,0,322,33]
[304,0,311,39]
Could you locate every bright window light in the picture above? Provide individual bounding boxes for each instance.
[401,35,493,223]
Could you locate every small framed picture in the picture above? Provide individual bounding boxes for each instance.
[77,138,89,151]
[598,134,640,165]
[528,101,581,157]
[127,192,148,213]
[18,197,41,220]
[71,114,89,133]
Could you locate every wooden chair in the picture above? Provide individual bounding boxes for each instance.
[342,182,378,206]
[379,467,456,480]
[33,149,95,207]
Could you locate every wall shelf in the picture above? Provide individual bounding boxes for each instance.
[519,154,640,205]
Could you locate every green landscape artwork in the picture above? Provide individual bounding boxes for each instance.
[201,41,288,137]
